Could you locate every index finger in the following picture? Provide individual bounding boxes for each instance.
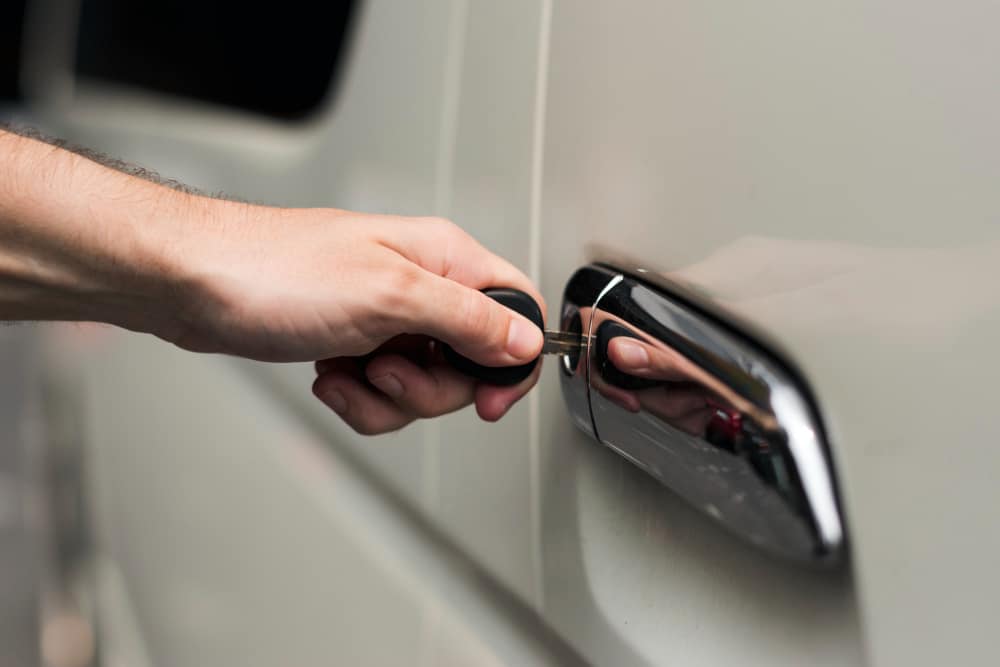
[377,217,546,315]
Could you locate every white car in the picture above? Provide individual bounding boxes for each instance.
[13,0,1000,665]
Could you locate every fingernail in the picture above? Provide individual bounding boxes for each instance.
[322,388,347,413]
[506,317,542,360]
[616,339,649,369]
[370,373,404,398]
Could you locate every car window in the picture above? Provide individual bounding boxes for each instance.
[75,0,359,120]
[0,0,28,102]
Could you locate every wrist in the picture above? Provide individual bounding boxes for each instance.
[83,185,213,338]
[0,131,206,336]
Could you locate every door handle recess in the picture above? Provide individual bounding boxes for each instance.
[559,264,844,563]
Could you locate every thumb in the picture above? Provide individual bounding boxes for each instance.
[607,337,689,381]
[407,272,544,367]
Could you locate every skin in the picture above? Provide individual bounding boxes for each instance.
[595,335,717,435]
[0,129,545,433]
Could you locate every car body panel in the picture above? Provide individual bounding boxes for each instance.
[538,2,1000,665]
[27,0,1000,664]
[431,0,547,606]
[47,326,585,666]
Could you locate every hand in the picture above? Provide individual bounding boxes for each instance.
[169,205,545,432]
[0,130,545,434]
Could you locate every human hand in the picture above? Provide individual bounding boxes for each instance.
[0,130,544,434]
[168,204,546,432]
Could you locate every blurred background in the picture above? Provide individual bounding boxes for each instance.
[2,0,357,118]
[1,3,595,666]
[2,2,360,665]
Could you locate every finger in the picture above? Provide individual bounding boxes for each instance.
[365,354,477,418]
[474,361,542,422]
[312,371,415,435]
[315,358,343,375]
[370,334,437,360]
[607,337,689,382]
[380,217,546,314]
[401,270,544,367]
[315,335,437,377]
[314,355,373,380]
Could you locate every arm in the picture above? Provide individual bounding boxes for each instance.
[0,128,544,431]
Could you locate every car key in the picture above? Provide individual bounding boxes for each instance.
[441,288,588,386]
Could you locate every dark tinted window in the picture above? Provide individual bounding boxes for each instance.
[0,0,28,101]
[75,0,358,120]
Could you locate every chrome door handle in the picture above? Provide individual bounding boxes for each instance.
[559,264,844,563]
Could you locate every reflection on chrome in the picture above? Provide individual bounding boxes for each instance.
[559,265,844,563]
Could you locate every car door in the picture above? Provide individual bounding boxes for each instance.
[408,4,861,666]
[535,2,1000,666]
[25,0,1000,665]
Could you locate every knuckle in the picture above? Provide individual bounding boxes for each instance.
[365,265,423,333]
[428,217,471,247]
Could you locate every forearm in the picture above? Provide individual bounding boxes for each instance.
[0,128,547,430]
[0,129,204,333]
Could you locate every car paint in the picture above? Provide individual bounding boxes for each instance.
[28,0,1000,665]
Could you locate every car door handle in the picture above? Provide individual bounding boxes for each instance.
[558,264,844,563]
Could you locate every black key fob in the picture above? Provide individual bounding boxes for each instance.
[442,288,543,386]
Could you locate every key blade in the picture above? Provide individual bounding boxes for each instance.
[542,330,587,356]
